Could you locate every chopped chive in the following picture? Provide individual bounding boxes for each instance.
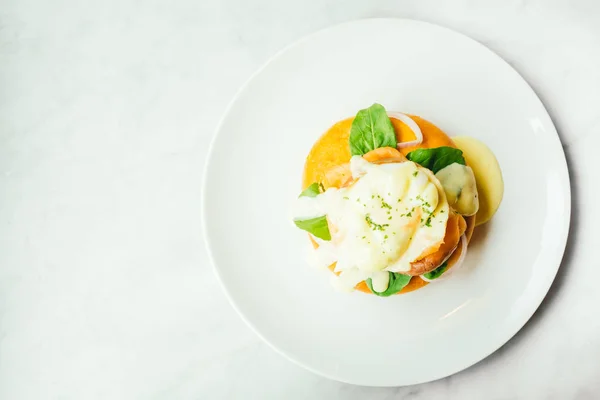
[365,214,389,231]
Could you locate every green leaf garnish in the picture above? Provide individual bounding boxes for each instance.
[406,146,466,174]
[422,262,449,280]
[349,103,397,156]
[293,215,331,240]
[299,182,322,198]
[366,272,412,297]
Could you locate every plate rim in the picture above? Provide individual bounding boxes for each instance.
[201,17,572,386]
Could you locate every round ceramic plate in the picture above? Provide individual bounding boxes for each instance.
[202,19,570,386]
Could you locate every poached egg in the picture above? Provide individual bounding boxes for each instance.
[294,156,450,291]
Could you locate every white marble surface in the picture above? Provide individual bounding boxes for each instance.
[0,0,598,398]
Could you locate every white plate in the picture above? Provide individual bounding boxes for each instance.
[202,19,570,386]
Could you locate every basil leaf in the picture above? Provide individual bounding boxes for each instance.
[299,182,323,198]
[406,146,466,174]
[422,262,449,280]
[293,215,331,240]
[366,272,412,297]
[349,103,397,156]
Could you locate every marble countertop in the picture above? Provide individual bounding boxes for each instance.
[1,0,598,398]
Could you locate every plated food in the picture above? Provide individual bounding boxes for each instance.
[293,104,504,296]
[205,18,570,386]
